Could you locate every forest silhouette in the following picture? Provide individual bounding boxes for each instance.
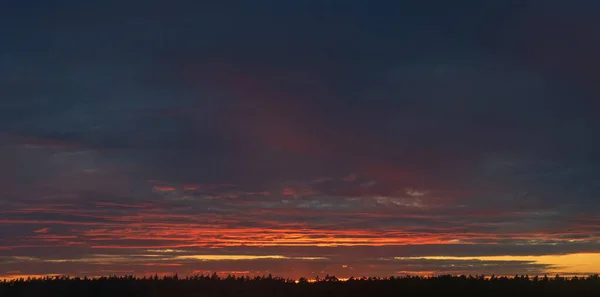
[2,273,600,297]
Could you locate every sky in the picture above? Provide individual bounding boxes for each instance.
[1,0,600,279]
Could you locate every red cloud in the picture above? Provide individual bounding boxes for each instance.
[153,186,176,192]
[202,67,332,157]
[183,185,200,191]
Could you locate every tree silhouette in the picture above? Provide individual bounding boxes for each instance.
[2,274,600,297]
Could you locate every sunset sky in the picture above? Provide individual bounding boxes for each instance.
[2,1,600,279]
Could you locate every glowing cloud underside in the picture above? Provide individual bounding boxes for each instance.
[397,253,600,275]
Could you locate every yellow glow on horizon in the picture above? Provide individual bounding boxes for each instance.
[146,249,188,253]
[175,255,285,261]
[174,255,327,261]
[0,274,64,281]
[396,253,600,275]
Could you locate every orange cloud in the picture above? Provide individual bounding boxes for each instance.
[153,186,176,192]
[183,185,200,191]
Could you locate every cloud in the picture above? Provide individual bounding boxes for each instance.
[153,186,176,192]
[2,0,600,279]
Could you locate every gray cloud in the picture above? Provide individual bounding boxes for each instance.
[2,0,600,278]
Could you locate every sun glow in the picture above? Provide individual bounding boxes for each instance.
[397,253,600,275]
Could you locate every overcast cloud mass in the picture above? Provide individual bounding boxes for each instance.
[1,0,600,279]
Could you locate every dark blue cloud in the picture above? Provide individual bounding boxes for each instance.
[1,0,600,278]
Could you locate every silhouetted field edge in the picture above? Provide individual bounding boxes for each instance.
[3,274,600,297]
[3,273,600,283]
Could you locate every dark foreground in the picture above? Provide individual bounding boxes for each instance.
[2,274,600,297]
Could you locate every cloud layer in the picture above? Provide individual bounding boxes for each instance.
[1,0,600,279]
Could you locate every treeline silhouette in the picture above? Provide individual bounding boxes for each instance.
[2,273,600,297]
